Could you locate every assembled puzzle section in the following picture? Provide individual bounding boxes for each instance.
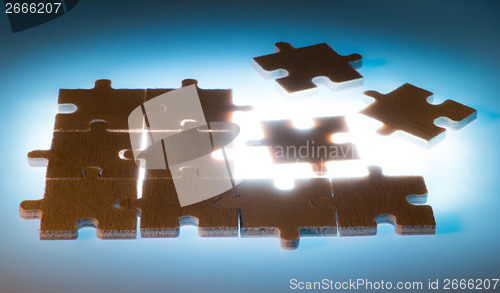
[361,83,477,146]
[253,42,363,95]
[145,79,251,127]
[250,116,359,175]
[20,168,137,240]
[315,166,436,236]
[118,173,239,238]
[133,79,250,179]
[23,81,143,239]
[28,120,139,179]
[217,178,337,250]
[55,79,146,131]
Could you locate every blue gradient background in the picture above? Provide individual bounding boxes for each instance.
[1,0,499,292]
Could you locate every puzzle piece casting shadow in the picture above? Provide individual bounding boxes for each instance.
[253,42,362,95]
[361,83,477,146]
[250,116,359,176]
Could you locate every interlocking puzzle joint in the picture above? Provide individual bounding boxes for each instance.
[28,120,139,179]
[55,79,146,131]
[313,166,436,237]
[216,178,337,250]
[118,175,239,238]
[20,167,137,240]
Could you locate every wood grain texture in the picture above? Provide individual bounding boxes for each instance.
[55,79,146,131]
[19,168,137,240]
[217,178,337,250]
[118,178,238,238]
[361,83,477,145]
[28,121,139,179]
[325,166,435,236]
[253,42,362,93]
[254,116,359,175]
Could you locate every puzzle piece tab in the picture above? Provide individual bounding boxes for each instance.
[28,120,139,179]
[361,83,477,145]
[316,166,435,236]
[20,168,137,240]
[217,178,337,250]
[118,174,238,237]
[253,42,362,94]
[55,79,145,131]
[251,116,359,175]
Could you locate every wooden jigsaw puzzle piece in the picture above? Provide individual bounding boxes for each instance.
[253,42,362,94]
[55,79,146,131]
[28,120,139,179]
[118,170,238,238]
[251,116,359,175]
[361,83,477,145]
[123,121,240,180]
[19,168,137,240]
[145,79,251,129]
[323,166,435,236]
[217,178,337,250]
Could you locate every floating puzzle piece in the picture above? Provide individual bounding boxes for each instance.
[217,178,337,250]
[55,79,145,131]
[315,166,435,236]
[145,79,251,129]
[28,120,139,179]
[361,83,477,145]
[20,168,137,240]
[250,116,359,175]
[253,42,362,94]
[118,169,238,237]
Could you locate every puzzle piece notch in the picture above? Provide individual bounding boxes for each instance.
[20,167,137,240]
[28,120,139,179]
[253,42,363,94]
[250,116,359,176]
[216,178,337,250]
[145,79,252,128]
[55,79,146,131]
[118,168,238,238]
[316,166,435,236]
[361,83,477,145]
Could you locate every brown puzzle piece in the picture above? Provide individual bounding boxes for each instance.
[361,83,477,145]
[118,177,238,237]
[122,123,239,180]
[146,79,251,126]
[28,120,139,179]
[217,178,337,250]
[253,42,362,94]
[315,166,435,236]
[135,79,249,179]
[55,79,145,131]
[20,168,137,240]
[251,116,359,175]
